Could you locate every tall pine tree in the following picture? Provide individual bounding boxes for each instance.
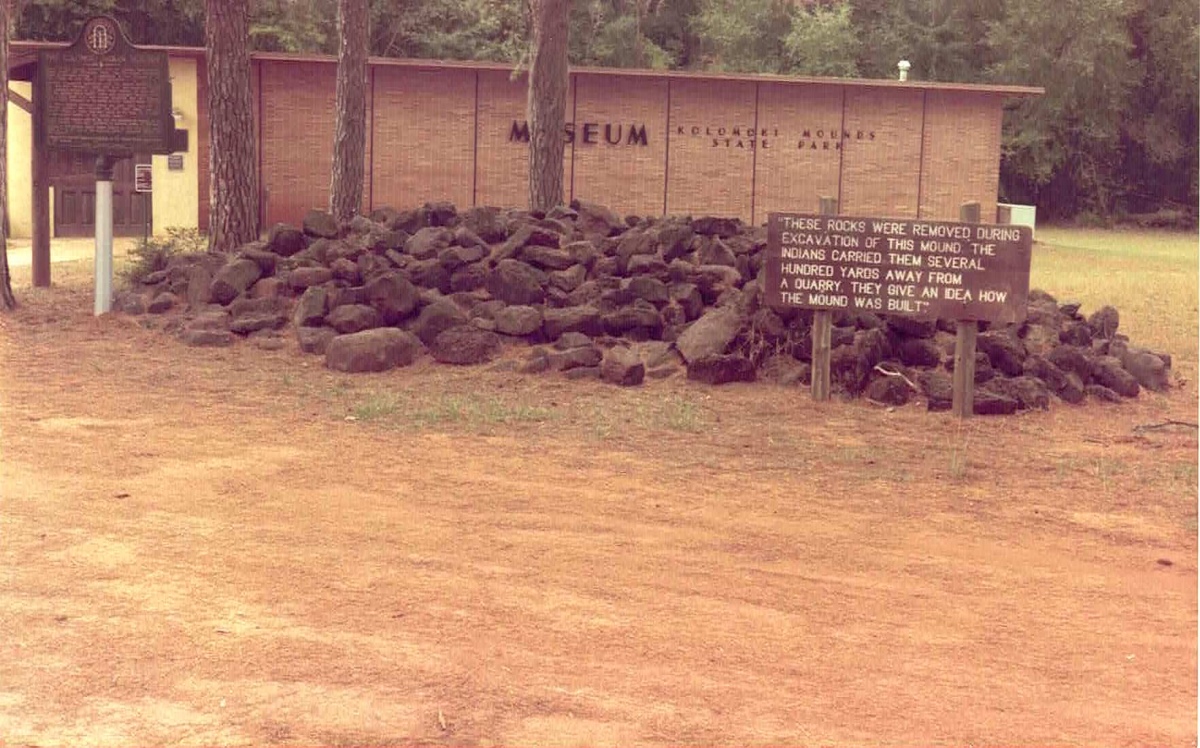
[205,0,258,250]
[527,0,569,213]
[329,0,368,222]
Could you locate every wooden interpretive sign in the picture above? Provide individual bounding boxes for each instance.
[36,16,178,157]
[764,212,1033,325]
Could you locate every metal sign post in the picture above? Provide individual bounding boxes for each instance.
[135,163,152,244]
[94,155,117,315]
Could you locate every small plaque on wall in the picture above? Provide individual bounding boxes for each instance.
[167,154,184,171]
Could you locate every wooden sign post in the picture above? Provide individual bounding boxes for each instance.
[34,15,186,311]
[951,201,981,418]
[811,196,838,402]
[764,204,1032,412]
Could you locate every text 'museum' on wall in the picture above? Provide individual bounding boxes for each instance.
[243,53,1040,227]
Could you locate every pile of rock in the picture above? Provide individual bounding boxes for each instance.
[116,200,1173,415]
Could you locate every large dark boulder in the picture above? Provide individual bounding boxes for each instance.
[412,299,469,346]
[1091,355,1140,397]
[602,300,663,339]
[865,374,914,406]
[976,329,1027,377]
[325,328,422,372]
[547,345,603,371]
[691,216,740,238]
[897,338,942,368]
[267,223,307,256]
[365,272,421,325]
[302,209,340,239]
[985,376,1051,410]
[209,258,262,305]
[575,201,625,240]
[327,304,380,334]
[522,245,575,271]
[674,306,743,363]
[1121,349,1170,392]
[289,266,334,291]
[1088,305,1119,338]
[494,305,544,337]
[430,326,502,365]
[438,243,488,271]
[488,259,547,306]
[460,206,508,243]
[1047,344,1094,382]
[406,227,453,260]
[543,306,603,339]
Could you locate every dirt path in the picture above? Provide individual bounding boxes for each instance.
[0,291,1195,747]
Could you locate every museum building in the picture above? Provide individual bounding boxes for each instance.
[5,42,1041,239]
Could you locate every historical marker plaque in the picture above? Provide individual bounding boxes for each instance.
[765,212,1033,324]
[36,16,176,156]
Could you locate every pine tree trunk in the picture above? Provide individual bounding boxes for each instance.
[0,0,16,310]
[205,0,258,251]
[527,0,570,214]
[329,0,369,222]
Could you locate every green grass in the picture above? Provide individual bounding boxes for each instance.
[344,389,555,430]
[1032,227,1198,379]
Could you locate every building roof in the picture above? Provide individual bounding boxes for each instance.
[9,41,1044,97]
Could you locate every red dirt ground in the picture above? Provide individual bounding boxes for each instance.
[1,282,1196,747]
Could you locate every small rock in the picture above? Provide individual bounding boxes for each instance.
[327,304,380,334]
[254,336,287,351]
[897,338,941,368]
[179,329,234,347]
[406,226,453,260]
[602,302,663,339]
[547,345,603,371]
[297,326,336,354]
[1085,383,1123,403]
[288,266,334,291]
[240,247,279,276]
[519,349,552,374]
[686,354,756,385]
[600,346,645,386]
[522,245,575,271]
[250,277,285,299]
[564,366,602,381]
[974,390,1019,416]
[230,312,287,335]
[865,375,913,406]
[554,332,593,350]
[147,292,175,314]
[330,257,361,284]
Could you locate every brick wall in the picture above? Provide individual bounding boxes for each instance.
[244,60,1013,227]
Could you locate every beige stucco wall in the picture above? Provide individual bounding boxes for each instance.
[152,56,199,234]
[7,81,33,238]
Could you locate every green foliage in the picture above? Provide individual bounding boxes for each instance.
[987,0,1141,217]
[13,0,1198,222]
[691,0,793,73]
[120,226,206,285]
[783,2,860,78]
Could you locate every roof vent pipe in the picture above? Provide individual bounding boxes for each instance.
[898,60,911,82]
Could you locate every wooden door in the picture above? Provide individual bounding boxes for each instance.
[49,151,153,238]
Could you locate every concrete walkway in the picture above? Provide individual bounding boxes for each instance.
[6,237,138,268]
